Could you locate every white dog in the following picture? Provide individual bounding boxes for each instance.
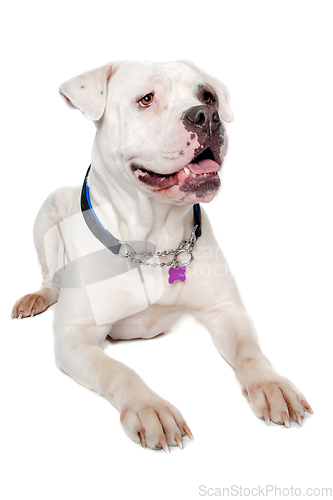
[12,61,312,452]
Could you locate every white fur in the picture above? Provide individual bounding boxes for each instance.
[13,61,311,451]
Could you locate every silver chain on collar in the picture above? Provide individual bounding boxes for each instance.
[117,226,198,268]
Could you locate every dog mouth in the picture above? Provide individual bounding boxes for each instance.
[131,147,221,196]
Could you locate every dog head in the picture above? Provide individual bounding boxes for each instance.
[59,61,233,204]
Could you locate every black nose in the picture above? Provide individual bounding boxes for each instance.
[183,105,220,128]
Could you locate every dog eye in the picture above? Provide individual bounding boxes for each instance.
[203,91,214,104]
[139,93,154,107]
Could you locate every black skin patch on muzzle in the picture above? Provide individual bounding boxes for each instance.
[182,104,224,164]
[180,174,221,197]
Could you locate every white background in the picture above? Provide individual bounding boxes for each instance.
[1,1,332,499]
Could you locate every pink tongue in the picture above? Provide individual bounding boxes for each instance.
[188,159,219,174]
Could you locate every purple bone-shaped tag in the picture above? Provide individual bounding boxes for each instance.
[168,266,186,284]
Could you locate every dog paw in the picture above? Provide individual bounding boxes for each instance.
[11,288,58,319]
[119,393,193,452]
[241,366,313,427]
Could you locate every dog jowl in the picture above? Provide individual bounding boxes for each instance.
[12,61,312,452]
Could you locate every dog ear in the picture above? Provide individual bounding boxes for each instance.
[208,75,234,123]
[59,62,119,121]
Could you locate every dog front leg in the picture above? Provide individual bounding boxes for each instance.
[199,305,313,426]
[54,323,193,451]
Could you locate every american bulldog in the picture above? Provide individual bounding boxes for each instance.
[12,61,312,452]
